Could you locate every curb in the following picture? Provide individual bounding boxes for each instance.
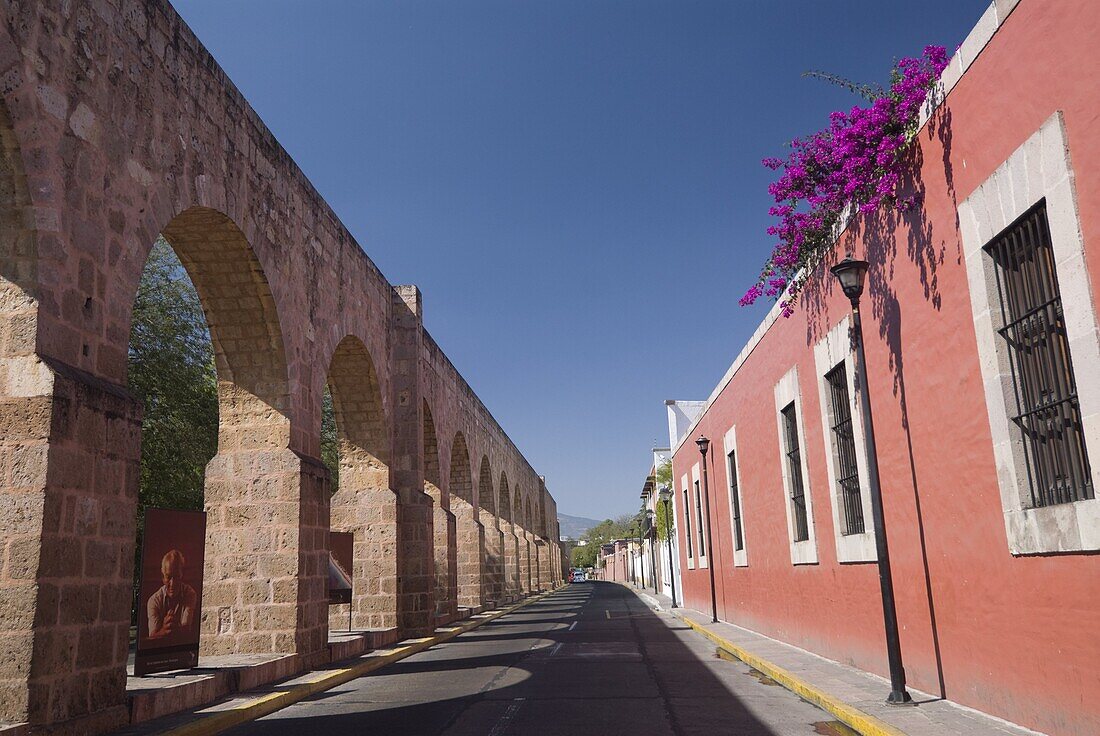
[670,610,906,736]
[158,587,564,736]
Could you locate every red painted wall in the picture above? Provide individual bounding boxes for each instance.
[671,2,1100,734]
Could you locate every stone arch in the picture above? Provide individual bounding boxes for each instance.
[526,496,540,592]
[516,487,532,594]
[499,472,512,522]
[449,433,482,608]
[155,207,292,450]
[423,401,455,619]
[478,456,503,604]
[500,473,521,596]
[327,335,396,631]
[127,207,308,660]
[536,493,551,590]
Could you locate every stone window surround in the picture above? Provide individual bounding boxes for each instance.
[813,316,878,563]
[959,111,1100,555]
[721,426,749,567]
[691,462,709,569]
[774,366,819,565]
[680,472,695,570]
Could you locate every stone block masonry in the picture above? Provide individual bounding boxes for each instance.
[0,1,564,732]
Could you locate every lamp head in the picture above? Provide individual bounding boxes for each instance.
[695,435,710,456]
[658,485,672,502]
[830,256,869,304]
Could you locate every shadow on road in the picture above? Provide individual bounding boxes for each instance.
[226,581,826,736]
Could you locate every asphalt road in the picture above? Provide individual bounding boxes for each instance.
[227,581,854,736]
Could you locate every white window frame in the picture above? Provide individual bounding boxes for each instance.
[813,317,877,563]
[774,366,818,565]
[680,472,695,569]
[721,426,748,567]
[959,111,1100,555]
[691,462,708,568]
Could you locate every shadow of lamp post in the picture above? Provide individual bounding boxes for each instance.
[830,256,913,706]
[696,435,718,624]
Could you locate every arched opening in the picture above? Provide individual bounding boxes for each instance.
[525,497,538,592]
[478,457,502,605]
[515,488,531,594]
[422,401,455,620]
[448,434,482,609]
[326,336,396,632]
[126,208,300,662]
[500,473,520,597]
[537,493,551,590]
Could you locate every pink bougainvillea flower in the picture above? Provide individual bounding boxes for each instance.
[741,45,949,314]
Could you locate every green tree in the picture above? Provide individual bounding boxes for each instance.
[654,460,673,542]
[128,238,218,612]
[321,386,339,492]
[570,513,644,569]
[570,543,596,569]
[128,237,218,516]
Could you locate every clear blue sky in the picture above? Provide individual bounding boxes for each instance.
[174,0,988,521]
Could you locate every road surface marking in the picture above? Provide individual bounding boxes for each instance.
[568,621,577,631]
[487,698,526,736]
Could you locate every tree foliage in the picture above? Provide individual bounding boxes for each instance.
[127,238,218,612]
[569,513,643,569]
[654,460,673,542]
[128,237,218,516]
[321,386,339,492]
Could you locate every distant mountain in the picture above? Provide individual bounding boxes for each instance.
[557,513,602,540]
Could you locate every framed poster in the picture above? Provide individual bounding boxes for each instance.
[134,508,207,676]
[328,531,354,607]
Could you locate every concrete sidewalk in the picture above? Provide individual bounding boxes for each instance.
[625,584,1042,736]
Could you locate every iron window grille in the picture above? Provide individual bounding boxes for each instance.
[781,402,810,542]
[727,450,744,551]
[694,480,706,557]
[986,201,1094,507]
[825,363,866,535]
[682,487,693,558]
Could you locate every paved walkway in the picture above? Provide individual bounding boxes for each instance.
[628,585,1043,736]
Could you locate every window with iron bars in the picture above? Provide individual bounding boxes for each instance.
[682,487,693,558]
[825,363,866,535]
[780,402,809,542]
[985,201,1093,508]
[727,450,744,551]
[694,480,706,557]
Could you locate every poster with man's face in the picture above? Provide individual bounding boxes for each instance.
[135,508,206,676]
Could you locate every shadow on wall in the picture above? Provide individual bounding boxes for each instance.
[798,103,957,700]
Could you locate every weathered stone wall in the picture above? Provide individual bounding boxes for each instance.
[0,1,563,731]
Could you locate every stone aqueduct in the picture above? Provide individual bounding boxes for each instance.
[0,1,565,732]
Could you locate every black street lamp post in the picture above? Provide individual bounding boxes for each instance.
[696,435,718,624]
[830,256,913,706]
[646,509,658,594]
[658,486,677,608]
[627,529,636,586]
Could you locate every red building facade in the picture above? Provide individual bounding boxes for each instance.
[669,2,1100,734]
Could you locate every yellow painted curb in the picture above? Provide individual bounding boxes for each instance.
[672,612,907,736]
[158,587,565,736]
